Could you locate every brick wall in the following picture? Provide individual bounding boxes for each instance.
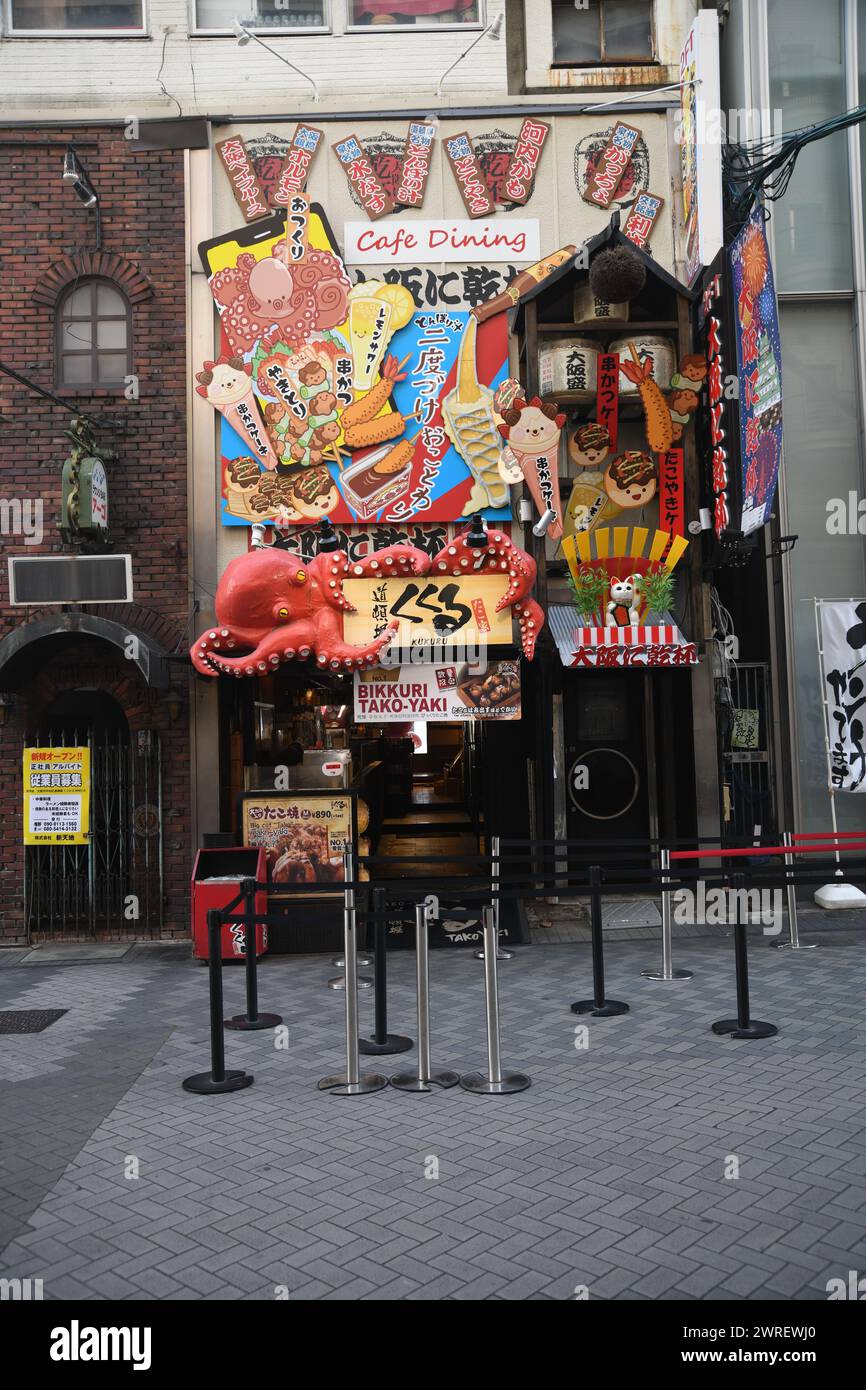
[0,127,190,943]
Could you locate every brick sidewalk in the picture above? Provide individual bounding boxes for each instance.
[1,933,865,1300]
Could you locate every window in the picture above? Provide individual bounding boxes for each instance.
[193,0,328,31]
[552,0,654,66]
[56,280,132,390]
[348,1,481,28]
[5,0,146,34]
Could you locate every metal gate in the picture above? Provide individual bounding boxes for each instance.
[723,661,777,843]
[25,725,163,941]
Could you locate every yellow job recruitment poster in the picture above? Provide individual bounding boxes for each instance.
[23,747,91,845]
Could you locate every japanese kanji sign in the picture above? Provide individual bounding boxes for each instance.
[583,123,641,209]
[623,191,664,249]
[216,137,270,223]
[502,118,550,205]
[354,660,521,722]
[332,134,394,220]
[342,575,513,650]
[444,132,494,219]
[819,601,866,793]
[23,746,90,845]
[658,448,685,537]
[239,790,356,889]
[272,124,324,205]
[596,352,619,452]
[730,206,783,535]
[395,121,437,208]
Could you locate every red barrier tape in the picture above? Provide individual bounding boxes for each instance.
[792,830,865,841]
[670,841,866,861]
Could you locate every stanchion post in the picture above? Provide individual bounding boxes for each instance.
[225,878,282,1031]
[461,906,530,1094]
[359,886,413,1056]
[712,871,778,1039]
[475,835,514,962]
[183,910,254,1094]
[391,896,459,1092]
[641,848,692,981]
[571,866,629,1017]
[318,849,388,1094]
[772,832,817,951]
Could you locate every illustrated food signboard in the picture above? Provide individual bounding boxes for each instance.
[354,660,521,722]
[23,747,90,845]
[239,790,355,890]
[199,206,510,527]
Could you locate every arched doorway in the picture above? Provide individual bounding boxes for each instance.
[25,690,162,940]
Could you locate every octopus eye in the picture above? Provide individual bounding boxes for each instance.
[277,606,289,619]
[294,569,306,584]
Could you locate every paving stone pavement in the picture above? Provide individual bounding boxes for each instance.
[1,931,866,1301]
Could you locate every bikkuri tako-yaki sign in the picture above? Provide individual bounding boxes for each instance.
[354,661,521,722]
[198,205,510,527]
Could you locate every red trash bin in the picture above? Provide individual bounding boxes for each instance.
[191,847,268,961]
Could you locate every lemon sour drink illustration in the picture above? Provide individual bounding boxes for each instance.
[346,282,413,393]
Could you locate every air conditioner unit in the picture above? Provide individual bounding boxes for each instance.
[8,555,133,606]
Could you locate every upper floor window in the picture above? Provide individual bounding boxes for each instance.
[348,1,481,27]
[552,0,654,66]
[56,280,132,390]
[5,0,146,34]
[194,0,328,30]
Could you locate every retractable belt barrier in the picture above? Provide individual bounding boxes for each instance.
[181,839,866,1094]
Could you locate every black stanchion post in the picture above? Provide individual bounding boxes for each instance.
[360,886,413,1056]
[183,910,254,1094]
[225,878,282,1031]
[712,871,778,1039]
[571,865,629,1018]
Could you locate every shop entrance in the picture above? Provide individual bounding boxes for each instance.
[564,673,650,842]
[25,691,163,940]
[375,720,481,877]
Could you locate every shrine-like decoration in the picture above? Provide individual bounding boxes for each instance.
[552,526,697,668]
[191,523,545,677]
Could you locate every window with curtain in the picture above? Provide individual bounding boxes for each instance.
[8,0,144,31]
[56,280,132,390]
[552,0,654,66]
[348,1,481,26]
[194,0,328,29]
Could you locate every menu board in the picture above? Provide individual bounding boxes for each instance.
[238,790,355,890]
[354,661,521,722]
[23,747,90,845]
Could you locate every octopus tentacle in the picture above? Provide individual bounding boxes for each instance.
[194,621,317,677]
[191,625,245,676]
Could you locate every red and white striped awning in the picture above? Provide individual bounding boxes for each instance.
[549,607,699,668]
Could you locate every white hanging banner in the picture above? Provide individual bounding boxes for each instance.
[818,600,866,793]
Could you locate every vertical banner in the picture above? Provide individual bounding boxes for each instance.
[332,134,394,220]
[395,121,437,208]
[623,192,664,250]
[596,352,619,451]
[444,132,494,219]
[818,601,866,792]
[730,206,783,535]
[658,448,685,537]
[583,122,641,208]
[23,747,91,844]
[680,9,724,284]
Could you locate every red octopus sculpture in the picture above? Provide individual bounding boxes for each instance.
[191,526,545,677]
[209,240,351,356]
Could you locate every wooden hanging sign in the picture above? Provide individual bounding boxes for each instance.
[272,124,324,206]
[623,191,665,249]
[502,118,550,205]
[282,192,311,267]
[596,352,620,453]
[583,122,642,209]
[216,136,270,222]
[394,120,437,208]
[332,134,394,220]
[444,131,494,219]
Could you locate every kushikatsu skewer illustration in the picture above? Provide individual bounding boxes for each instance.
[441,316,509,509]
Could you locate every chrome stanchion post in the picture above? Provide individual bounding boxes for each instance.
[475,836,514,961]
[772,832,817,951]
[462,906,530,1094]
[641,848,692,981]
[318,848,388,1095]
[391,895,459,1092]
